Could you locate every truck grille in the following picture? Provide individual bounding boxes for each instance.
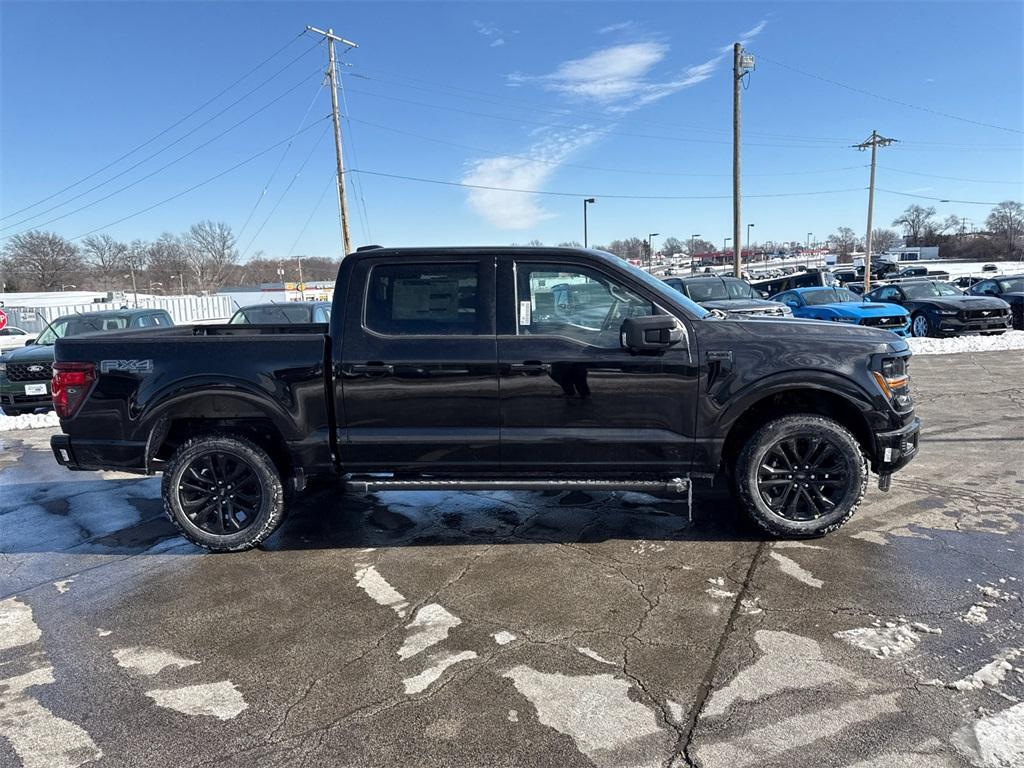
[5,362,53,382]
[860,316,906,329]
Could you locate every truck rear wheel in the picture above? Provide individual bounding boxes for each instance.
[734,415,867,537]
[162,434,285,552]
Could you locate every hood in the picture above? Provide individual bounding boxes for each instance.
[724,314,902,347]
[828,301,908,317]
[701,298,786,313]
[917,295,1009,311]
[998,291,1024,304]
[1,342,56,364]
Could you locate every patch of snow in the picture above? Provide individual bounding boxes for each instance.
[398,604,461,660]
[353,565,409,616]
[962,605,989,625]
[769,551,823,588]
[0,597,42,652]
[492,630,517,645]
[0,411,60,432]
[577,647,617,666]
[706,577,726,587]
[53,578,73,594]
[507,709,518,723]
[403,650,477,694]
[705,587,737,600]
[113,646,199,676]
[948,648,1022,691]
[834,623,939,658]
[951,702,1024,768]
[907,330,1024,356]
[145,680,247,719]
[96,628,112,637]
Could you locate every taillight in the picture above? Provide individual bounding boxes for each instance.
[51,362,96,418]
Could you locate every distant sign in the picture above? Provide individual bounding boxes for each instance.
[0,308,7,330]
[296,282,306,293]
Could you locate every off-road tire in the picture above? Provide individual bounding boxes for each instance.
[734,414,868,538]
[162,434,285,552]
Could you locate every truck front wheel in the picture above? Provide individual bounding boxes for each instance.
[734,415,867,537]
[162,434,285,552]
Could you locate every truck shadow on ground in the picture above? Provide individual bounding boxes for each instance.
[0,479,762,555]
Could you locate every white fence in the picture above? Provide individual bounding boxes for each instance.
[1,295,233,332]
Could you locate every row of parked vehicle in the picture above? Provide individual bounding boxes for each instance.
[660,272,1023,338]
[0,301,332,415]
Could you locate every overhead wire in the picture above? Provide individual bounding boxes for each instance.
[285,171,336,259]
[338,68,373,243]
[1,33,319,222]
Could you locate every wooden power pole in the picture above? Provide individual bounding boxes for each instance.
[853,131,897,293]
[732,44,755,277]
[307,25,357,256]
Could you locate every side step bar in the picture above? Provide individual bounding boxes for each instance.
[345,477,691,494]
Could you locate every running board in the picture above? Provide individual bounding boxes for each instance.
[345,477,691,494]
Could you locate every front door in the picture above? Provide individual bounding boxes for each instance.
[497,256,699,475]
[339,256,499,474]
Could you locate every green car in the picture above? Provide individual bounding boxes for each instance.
[0,308,172,415]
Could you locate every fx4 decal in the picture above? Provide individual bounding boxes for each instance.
[100,359,153,375]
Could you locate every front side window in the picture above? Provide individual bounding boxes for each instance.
[365,263,481,336]
[999,278,1024,293]
[725,279,756,300]
[517,263,654,346]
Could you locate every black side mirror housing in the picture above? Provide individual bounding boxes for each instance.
[24,338,34,346]
[621,316,682,352]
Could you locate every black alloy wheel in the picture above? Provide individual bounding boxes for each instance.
[177,450,264,535]
[755,434,853,521]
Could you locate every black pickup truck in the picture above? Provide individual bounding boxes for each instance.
[50,247,920,551]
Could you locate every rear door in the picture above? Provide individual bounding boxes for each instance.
[497,254,699,475]
[339,254,499,473]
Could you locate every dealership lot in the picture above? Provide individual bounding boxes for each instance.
[1,352,1021,768]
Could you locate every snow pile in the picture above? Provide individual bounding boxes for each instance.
[834,622,941,658]
[908,330,1024,355]
[0,410,60,432]
[948,648,1021,691]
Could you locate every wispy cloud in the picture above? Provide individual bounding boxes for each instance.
[474,20,511,48]
[598,21,637,35]
[461,128,599,229]
[741,20,767,40]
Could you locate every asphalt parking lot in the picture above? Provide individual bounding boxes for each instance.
[1,351,1022,768]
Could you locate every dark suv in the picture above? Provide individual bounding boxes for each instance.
[0,308,172,414]
[663,275,792,318]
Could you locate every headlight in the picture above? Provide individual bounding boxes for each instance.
[873,356,912,408]
[938,310,958,316]
[0,361,6,375]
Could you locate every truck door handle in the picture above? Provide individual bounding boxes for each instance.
[509,361,550,374]
[348,362,394,375]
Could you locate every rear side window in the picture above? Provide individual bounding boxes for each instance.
[151,313,172,327]
[365,263,481,336]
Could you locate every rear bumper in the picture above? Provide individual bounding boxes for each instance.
[51,434,148,474]
[873,416,921,474]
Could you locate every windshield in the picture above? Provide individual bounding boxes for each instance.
[34,318,70,345]
[683,279,729,302]
[65,315,129,335]
[903,281,960,298]
[801,288,861,305]
[998,278,1024,293]
[230,304,314,324]
[725,279,757,299]
[601,253,710,319]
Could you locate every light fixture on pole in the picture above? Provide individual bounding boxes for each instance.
[171,274,184,295]
[583,198,595,248]
[723,237,731,265]
[690,234,701,272]
[648,233,659,269]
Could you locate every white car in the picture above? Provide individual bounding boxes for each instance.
[0,326,37,352]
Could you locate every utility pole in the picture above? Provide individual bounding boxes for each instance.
[307,25,357,256]
[853,130,897,293]
[733,44,755,278]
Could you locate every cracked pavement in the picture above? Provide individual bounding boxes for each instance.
[1,351,1022,767]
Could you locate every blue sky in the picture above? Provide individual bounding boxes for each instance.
[2,1,1022,258]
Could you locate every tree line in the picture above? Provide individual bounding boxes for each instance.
[0,221,340,293]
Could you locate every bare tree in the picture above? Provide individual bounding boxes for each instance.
[687,238,716,257]
[871,228,900,254]
[986,200,1024,257]
[81,234,127,290]
[892,205,936,245]
[661,236,685,256]
[146,233,190,293]
[185,220,238,290]
[830,227,861,262]
[557,241,583,248]
[0,230,83,290]
[525,239,544,247]
[604,237,646,261]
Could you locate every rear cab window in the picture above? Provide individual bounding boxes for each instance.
[364,263,482,336]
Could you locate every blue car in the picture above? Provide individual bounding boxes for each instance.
[771,286,911,336]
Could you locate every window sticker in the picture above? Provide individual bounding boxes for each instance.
[519,300,532,326]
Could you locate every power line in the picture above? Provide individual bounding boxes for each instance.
[758,54,1024,135]
[875,188,1002,206]
[346,168,866,200]
[0,33,318,222]
[286,172,337,258]
[2,61,324,233]
[878,167,1024,185]
[1,72,325,239]
[338,68,373,243]
[48,117,330,242]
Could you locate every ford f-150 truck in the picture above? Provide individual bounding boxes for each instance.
[49,247,920,551]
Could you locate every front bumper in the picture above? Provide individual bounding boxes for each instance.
[873,416,921,474]
[0,377,51,411]
[935,313,1012,335]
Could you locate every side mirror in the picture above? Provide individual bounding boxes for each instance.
[759,291,770,299]
[621,316,682,352]
[24,338,34,346]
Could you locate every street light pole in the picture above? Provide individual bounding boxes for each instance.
[806,232,813,270]
[723,237,731,265]
[690,234,701,272]
[583,198,595,247]
[746,223,755,257]
[647,232,659,270]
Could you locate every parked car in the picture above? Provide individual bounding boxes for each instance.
[750,268,834,298]
[662,275,792,318]
[952,275,984,291]
[0,326,37,353]
[50,246,920,551]
[967,274,1024,329]
[0,309,173,415]
[229,301,332,324]
[770,287,911,336]
[863,280,1012,338]
[982,264,998,272]
[894,266,949,280]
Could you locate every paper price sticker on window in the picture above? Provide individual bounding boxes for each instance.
[519,300,532,326]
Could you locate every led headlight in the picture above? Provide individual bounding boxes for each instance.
[873,356,912,408]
